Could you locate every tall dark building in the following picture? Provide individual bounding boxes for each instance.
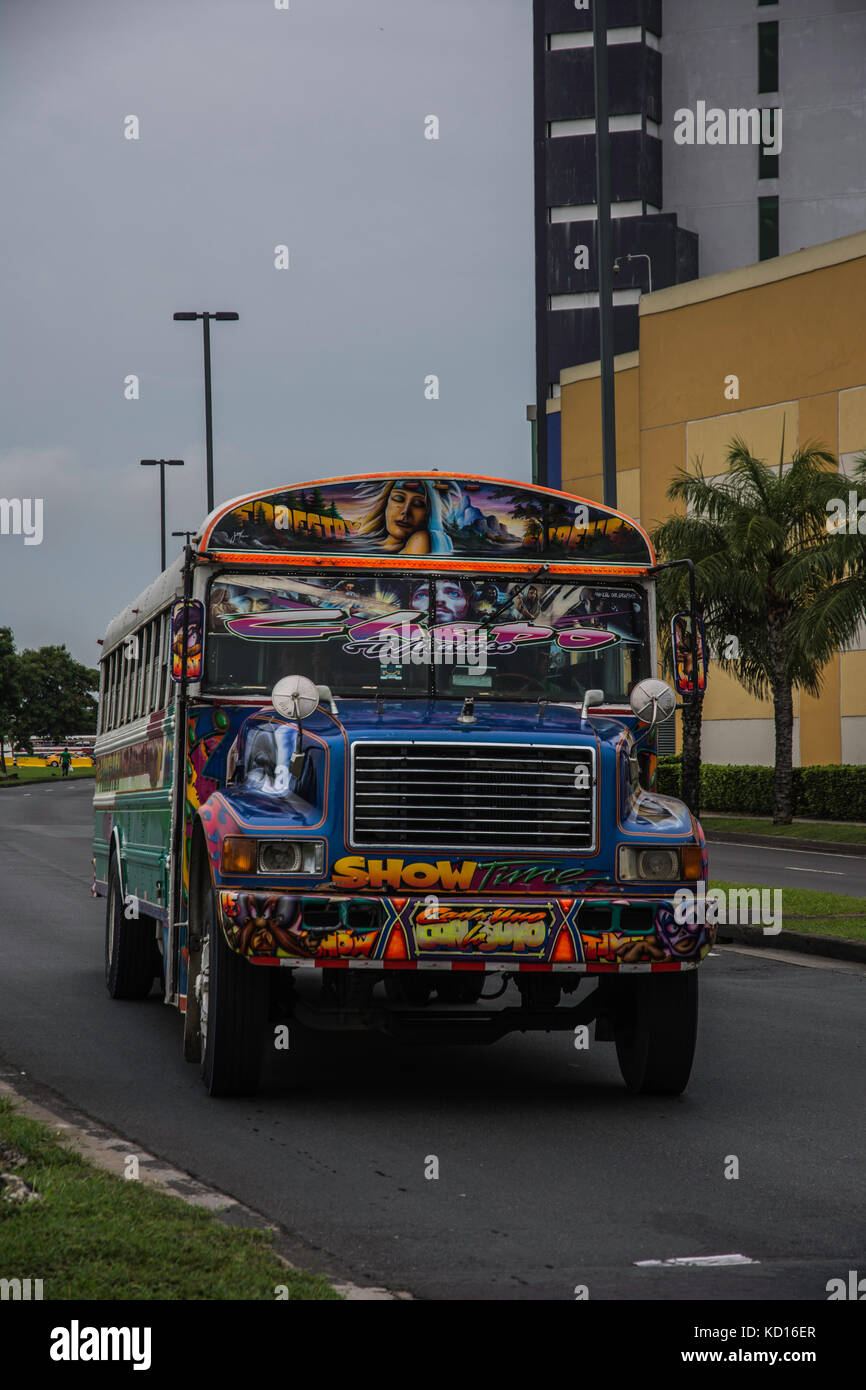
[534,0,866,482]
[533,0,698,478]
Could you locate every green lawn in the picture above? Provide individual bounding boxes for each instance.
[0,767,94,787]
[710,880,866,942]
[704,815,865,844]
[0,1099,340,1300]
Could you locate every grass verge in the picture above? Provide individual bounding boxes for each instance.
[704,815,865,844]
[709,880,866,942]
[0,767,94,787]
[0,1099,340,1300]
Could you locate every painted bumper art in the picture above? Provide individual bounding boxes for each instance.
[214,890,716,971]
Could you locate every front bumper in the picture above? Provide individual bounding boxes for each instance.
[216,891,716,971]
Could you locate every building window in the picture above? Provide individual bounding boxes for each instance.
[758,21,779,93]
[758,117,779,180]
[759,196,779,260]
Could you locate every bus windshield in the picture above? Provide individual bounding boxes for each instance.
[204,572,650,703]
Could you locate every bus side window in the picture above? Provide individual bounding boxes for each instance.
[97,661,104,735]
[132,630,142,720]
[107,649,116,731]
[156,611,169,710]
[112,648,121,729]
[143,621,154,714]
[140,624,151,718]
[124,640,133,724]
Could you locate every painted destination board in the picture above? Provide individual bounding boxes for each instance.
[204,475,653,566]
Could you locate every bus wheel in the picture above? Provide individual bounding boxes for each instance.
[105,857,159,999]
[613,971,698,1096]
[199,886,270,1097]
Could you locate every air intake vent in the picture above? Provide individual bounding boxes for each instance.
[350,741,595,852]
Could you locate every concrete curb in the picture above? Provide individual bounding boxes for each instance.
[0,775,95,789]
[0,1076,411,1302]
[717,924,866,964]
[706,829,864,856]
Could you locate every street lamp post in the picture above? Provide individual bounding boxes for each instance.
[593,0,617,509]
[172,311,239,514]
[140,459,184,571]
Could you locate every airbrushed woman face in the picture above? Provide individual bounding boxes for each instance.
[385,483,428,542]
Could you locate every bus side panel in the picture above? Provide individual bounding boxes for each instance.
[92,708,175,918]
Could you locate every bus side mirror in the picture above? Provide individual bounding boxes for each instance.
[271,675,320,723]
[170,599,205,683]
[630,678,676,729]
[272,676,320,783]
[671,613,708,696]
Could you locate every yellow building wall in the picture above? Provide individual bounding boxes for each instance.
[639,255,866,434]
[839,386,866,454]
[557,235,866,765]
[841,652,866,715]
[799,657,842,765]
[799,392,839,455]
[639,424,686,533]
[561,364,639,494]
[685,403,798,477]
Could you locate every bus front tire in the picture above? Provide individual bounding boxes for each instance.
[105,857,159,1000]
[612,971,698,1096]
[199,886,270,1098]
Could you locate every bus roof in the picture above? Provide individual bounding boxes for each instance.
[100,474,655,656]
[199,472,655,568]
[101,553,185,656]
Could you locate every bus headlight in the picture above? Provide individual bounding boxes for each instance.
[618,846,680,881]
[258,840,325,875]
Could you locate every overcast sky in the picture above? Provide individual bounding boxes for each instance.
[0,0,534,667]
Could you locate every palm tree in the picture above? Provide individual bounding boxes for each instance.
[779,451,866,660]
[653,437,863,824]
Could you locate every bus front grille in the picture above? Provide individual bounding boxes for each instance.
[350,741,595,853]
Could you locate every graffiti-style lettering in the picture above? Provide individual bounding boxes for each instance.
[331,856,480,892]
[413,905,550,953]
[226,609,344,640]
[489,622,553,646]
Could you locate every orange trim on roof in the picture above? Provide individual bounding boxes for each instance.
[203,551,650,577]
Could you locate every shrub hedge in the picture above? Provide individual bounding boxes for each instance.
[656,756,866,821]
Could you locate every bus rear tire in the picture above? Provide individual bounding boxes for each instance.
[105,857,159,1000]
[200,886,270,1097]
[613,971,698,1096]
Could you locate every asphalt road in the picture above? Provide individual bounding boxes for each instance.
[0,781,864,1301]
[709,840,866,895]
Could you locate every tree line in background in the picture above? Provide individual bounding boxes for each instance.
[653,439,866,825]
[0,628,97,774]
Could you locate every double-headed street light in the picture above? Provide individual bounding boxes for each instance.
[173,310,239,514]
[614,253,654,294]
[140,459,184,571]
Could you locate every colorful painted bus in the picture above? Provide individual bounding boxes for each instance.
[93,472,711,1097]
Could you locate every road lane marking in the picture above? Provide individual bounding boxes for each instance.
[635,1254,757,1268]
[713,840,863,860]
[783,865,844,875]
